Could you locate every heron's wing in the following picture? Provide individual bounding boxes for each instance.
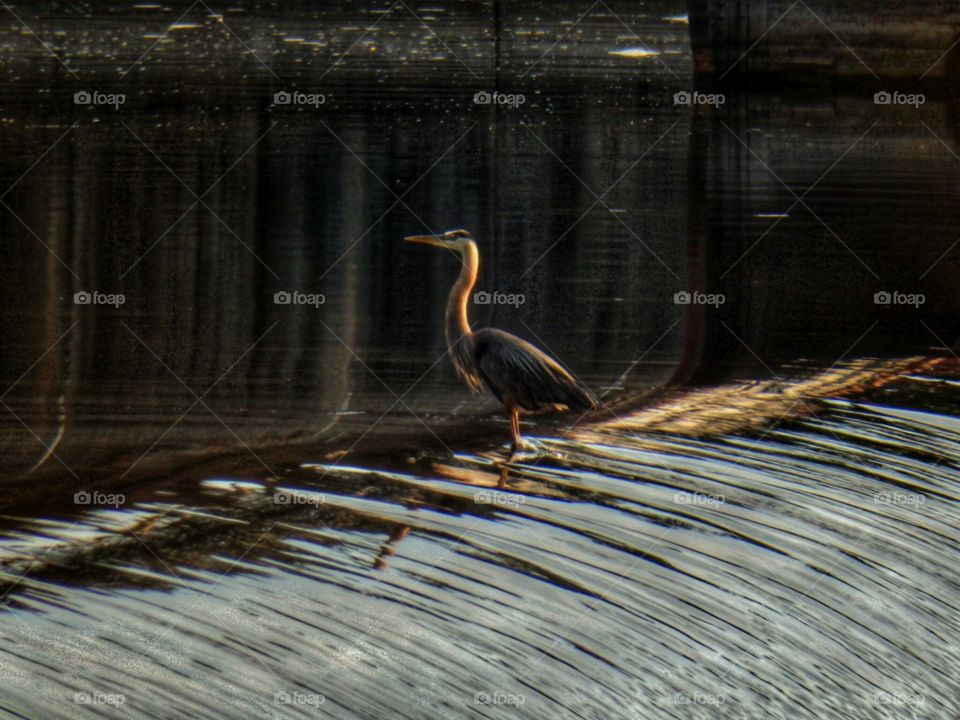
[473,328,598,412]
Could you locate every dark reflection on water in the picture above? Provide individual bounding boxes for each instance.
[1,2,960,719]
[0,91,692,484]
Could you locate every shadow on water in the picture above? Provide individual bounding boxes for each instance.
[0,2,959,719]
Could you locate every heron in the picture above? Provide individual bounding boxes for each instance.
[405,229,598,458]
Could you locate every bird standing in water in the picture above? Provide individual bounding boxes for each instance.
[405,229,598,457]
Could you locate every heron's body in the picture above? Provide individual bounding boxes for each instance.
[405,229,598,456]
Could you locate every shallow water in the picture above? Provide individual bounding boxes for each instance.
[1,2,959,719]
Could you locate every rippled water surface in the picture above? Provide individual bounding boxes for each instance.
[1,2,960,719]
[3,360,960,719]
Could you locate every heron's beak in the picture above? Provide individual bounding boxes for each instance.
[404,234,447,248]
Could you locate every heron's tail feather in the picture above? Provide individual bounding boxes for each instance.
[562,376,599,413]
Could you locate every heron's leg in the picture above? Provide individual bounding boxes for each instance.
[508,407,521,459]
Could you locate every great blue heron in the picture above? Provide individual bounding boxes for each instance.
[405,229,598,457]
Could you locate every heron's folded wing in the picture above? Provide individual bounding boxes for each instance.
[473,328,597,412]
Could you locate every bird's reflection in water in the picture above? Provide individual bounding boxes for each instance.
[498,465,510,488]
[373,525,410,571]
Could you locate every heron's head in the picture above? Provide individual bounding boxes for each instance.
[404,229,475,253]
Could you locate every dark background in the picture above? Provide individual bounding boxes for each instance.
[0,0,957,486]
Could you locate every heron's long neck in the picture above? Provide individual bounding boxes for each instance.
[445,242,478,351]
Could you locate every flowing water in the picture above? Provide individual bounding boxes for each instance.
[1,2,959,719]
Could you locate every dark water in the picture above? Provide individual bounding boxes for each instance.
[1,3,959,719]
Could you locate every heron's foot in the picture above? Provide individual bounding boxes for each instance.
[505,437,545,462]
